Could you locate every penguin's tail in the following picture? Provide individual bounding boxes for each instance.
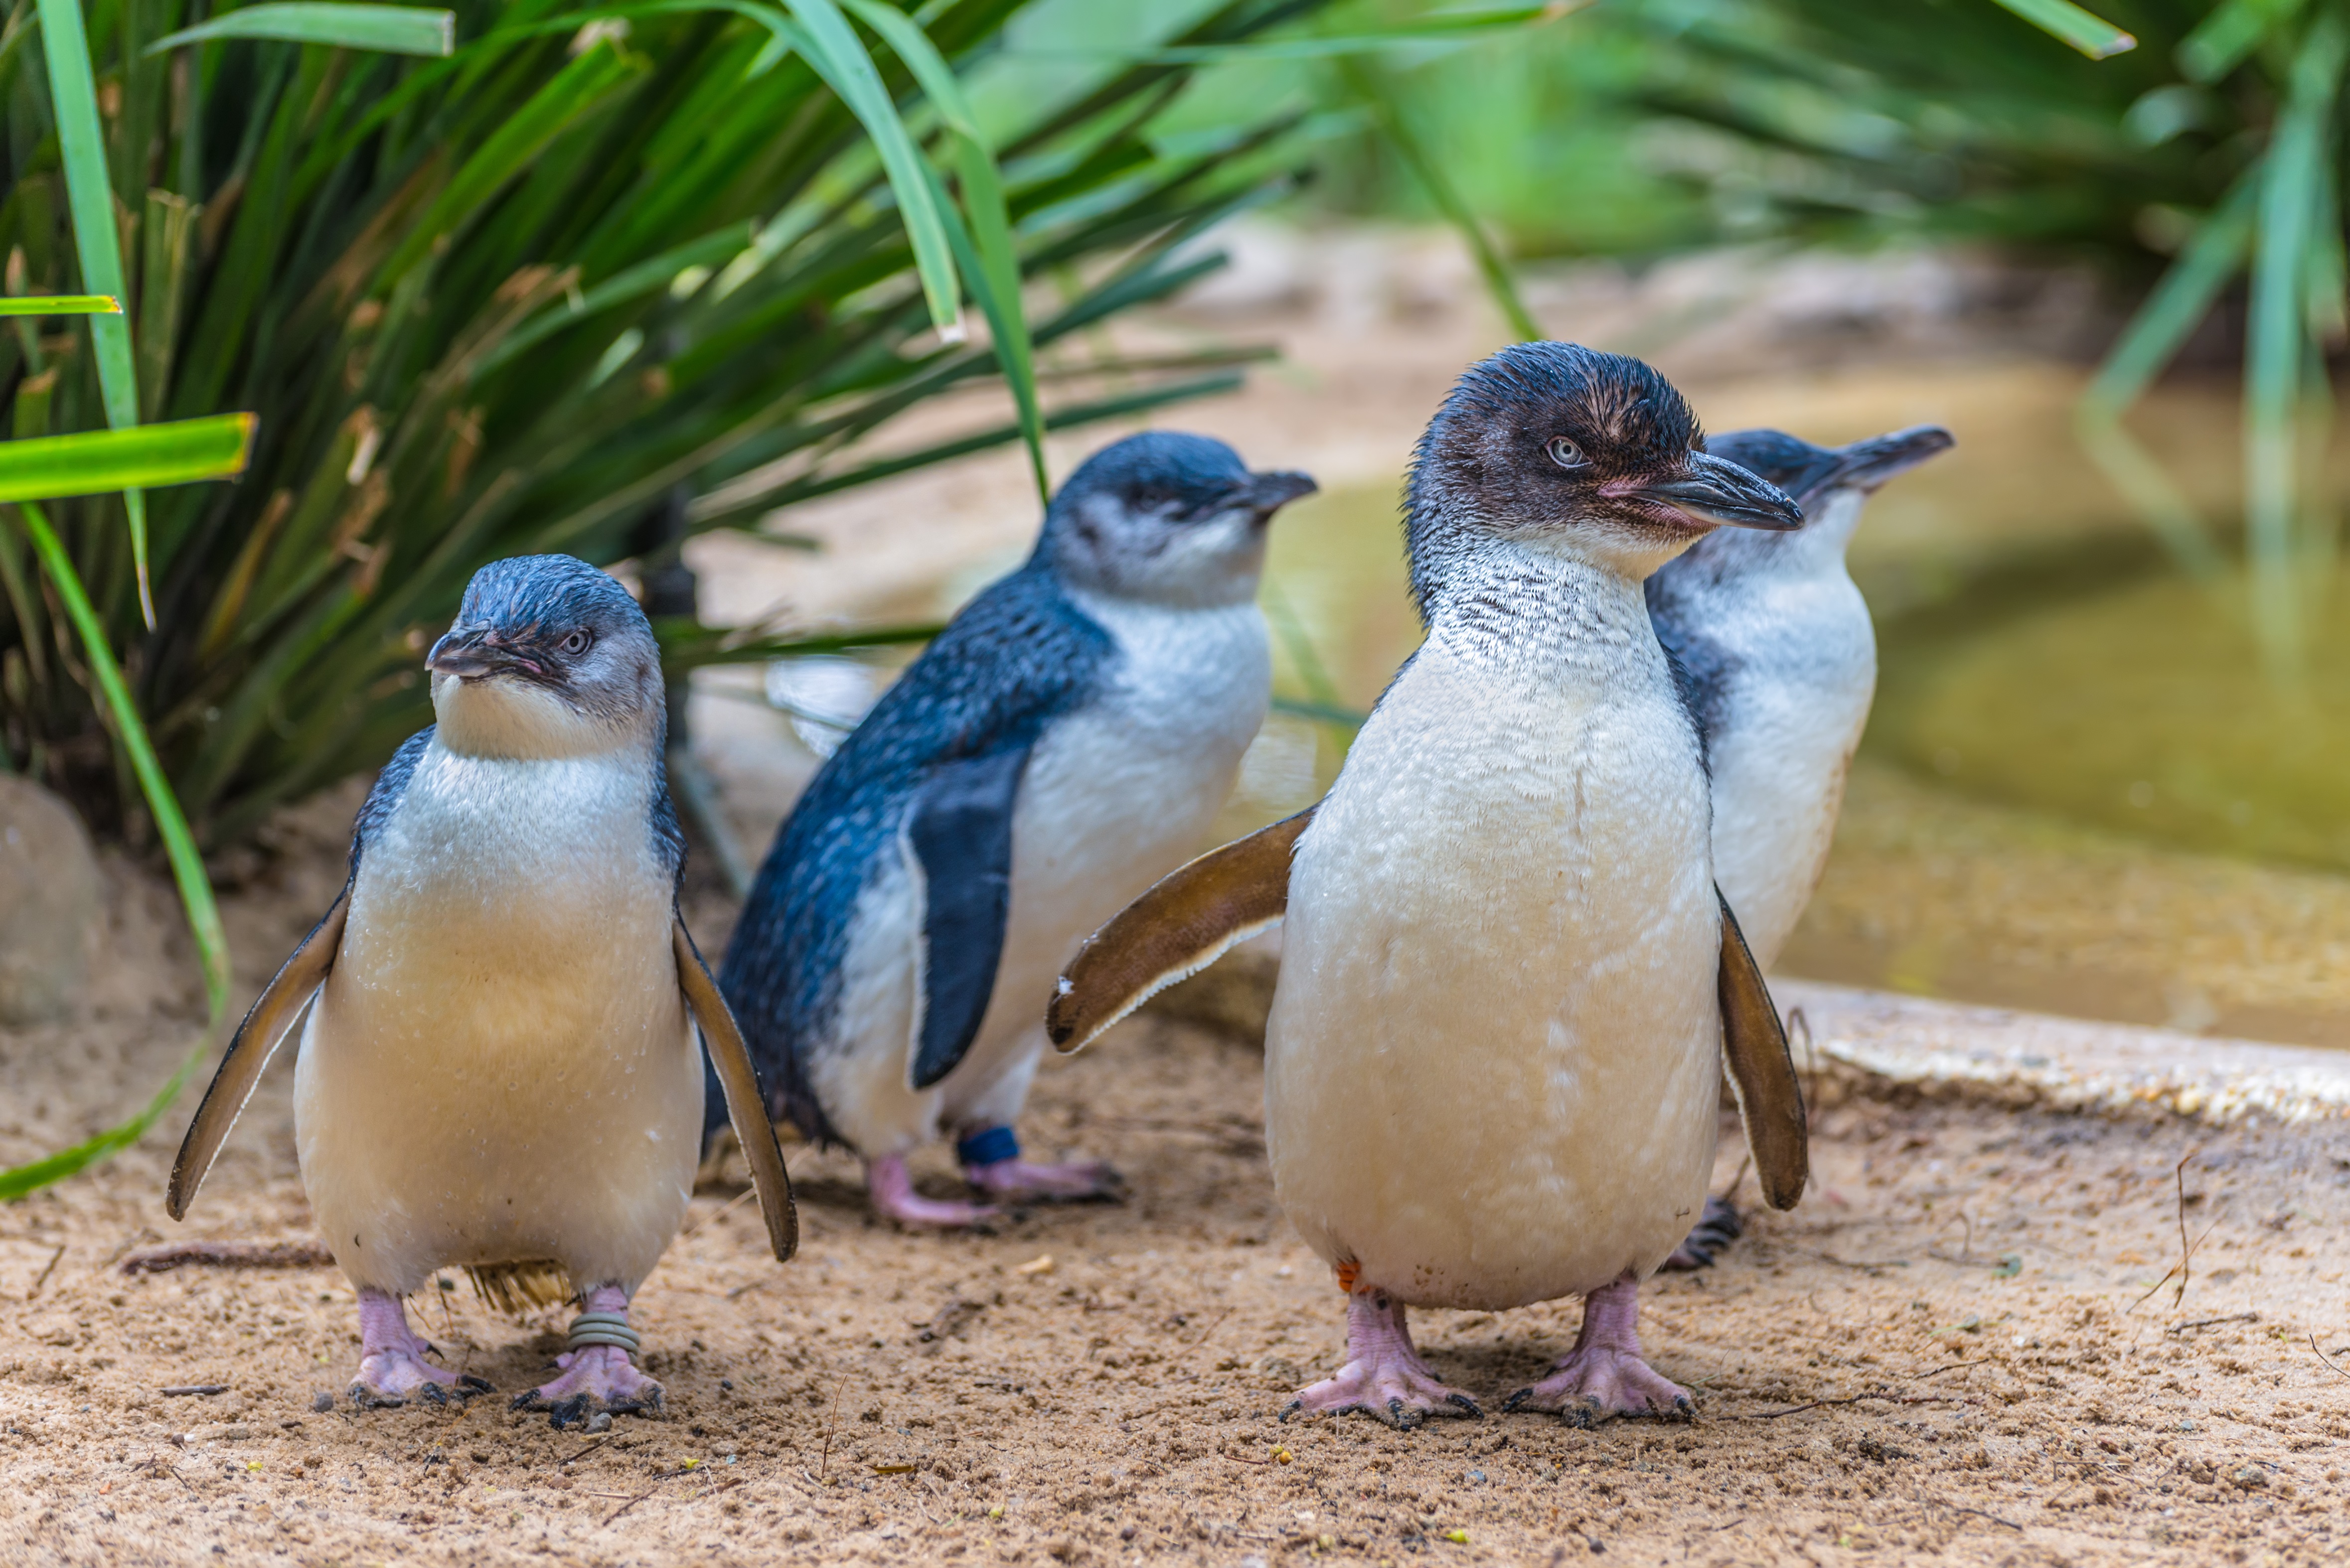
[466,1260,571,1318]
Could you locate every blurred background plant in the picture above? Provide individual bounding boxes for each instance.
[1240,0,2344,675]
[0,0,1425,861]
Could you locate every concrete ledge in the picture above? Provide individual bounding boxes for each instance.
[1777,978,2350,1127]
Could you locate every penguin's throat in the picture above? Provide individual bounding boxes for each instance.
[431,672,648,760]
[1421,539,1662,665]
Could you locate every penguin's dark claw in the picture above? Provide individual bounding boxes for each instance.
[458,1373,495,1394]
[1658,1194,1744,1272]
[347,1381,408,1411]
[1445,1392,1484,1418]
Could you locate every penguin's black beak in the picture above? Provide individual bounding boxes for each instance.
[1233,469,1318,519]
[1628,451,1805,531]
[1827,425,1955,495]
[428,626,547,681]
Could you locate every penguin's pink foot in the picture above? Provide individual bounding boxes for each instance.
[955,1126,1124,1203]
[868,1154,999,1230]
[1281,1287,1481,1430]
[1658,1194,1743,1271]
[1504,1273,1691,1425]
[963,1157,1125,1202]
[347,1288,491,1409]
[512,1286,663,1428]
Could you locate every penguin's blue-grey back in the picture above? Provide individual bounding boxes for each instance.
[716,560,1114,1143]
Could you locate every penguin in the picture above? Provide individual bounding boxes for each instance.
[1647,423,1953,1270]
[718,431,1316,1229]
[1047,344,1809,1426]
[167,555,795,1426]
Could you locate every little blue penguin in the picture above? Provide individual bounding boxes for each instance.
[1048,345,1811,1426]
[1646,423,1953,1269]
[167,555,795,1426]
[718,431,1316,1228]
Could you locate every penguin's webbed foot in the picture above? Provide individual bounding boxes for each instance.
[1501,1350,1692,1425]
[867,1154,1002,1230]
[347,1286,490,1409]
[1283,1287,1479,1430]
[1658,1194,1743,1272]
[513,1346,664,1428]
[1502,1272,1691,1424]
[963,1156,1125,1205]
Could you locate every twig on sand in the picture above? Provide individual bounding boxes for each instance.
[2128,1153,2211,1315]
[818,1372,848,1482]
[1745,1392,1979,1419]
[160,1385,230,1397]
[2312,1335,2350,1383]
[120,1239,334,1275]
[680,1186,758,1243]
[26,1243,65,1300]
[2169,1313,2258,1335]
[1914,1359,1991,1380]
[1948,1506,2023,1531]
[1169,1308,1235,1368]
[596,1488,659,1526]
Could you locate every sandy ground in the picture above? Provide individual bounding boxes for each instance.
[6,822,2350,1568]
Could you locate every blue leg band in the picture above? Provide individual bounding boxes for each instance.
[955,1126,1021,1168]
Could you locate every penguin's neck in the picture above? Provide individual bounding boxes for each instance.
[431,672,655,762]
[1421,540,1664,682]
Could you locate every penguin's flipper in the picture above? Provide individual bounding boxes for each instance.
[1048,805,1316,1055]
[907,747,1031,1091]
[1717,888,1809,1210]
[166,888,351,1221]
[674,920,799,1263]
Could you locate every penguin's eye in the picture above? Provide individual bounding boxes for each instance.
[1546,436,1589,470]
[558,629,593,658]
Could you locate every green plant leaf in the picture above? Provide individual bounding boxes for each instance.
[34,0,152,625]
[784,0,966,341]
[1987,0,2136,58]
[843,0,1047,501]
[2242,12,2347,677]
[1340,55,1540,342]
[0,294,120,315]
[0,416,257,502]
[2177,0,2307,83]
[1006,2,1586,62]
[0,501,230,1201]
[2083,174,2259,417]
[149,2,458,57]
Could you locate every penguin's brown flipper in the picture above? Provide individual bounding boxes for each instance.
[1717,888,1808,1211]
[167,888,351,1221]
[1048,805,1316,1055]
[674,920,799,1263]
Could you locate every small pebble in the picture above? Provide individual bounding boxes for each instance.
[311,1392,334,1414]
[2233,1465,2270,1490]
[586,1412,612,1434]
[1467,1468,1486,1484]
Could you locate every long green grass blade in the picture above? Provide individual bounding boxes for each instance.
[149,3,457,57]
[0,294,120,315]
[843,0,1046,499]
[2178,0,2307,83]
[2243,13,2347,678]
[0,500,230,1201]
[1341,55,1540,342]
[2083,174,2258,416]
[0,415,257,502]
[1988,0,2136,57]
[785,0,965,341]
[34,0,153,625]
[1007,3,1586,62]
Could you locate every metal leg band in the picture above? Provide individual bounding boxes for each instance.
[568,1311,640,1358]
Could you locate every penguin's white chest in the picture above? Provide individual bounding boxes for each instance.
[1704,571,1874,967]
[813,596,1269,1155]
[1263,636,1722,1309]
[294,740,699,1296]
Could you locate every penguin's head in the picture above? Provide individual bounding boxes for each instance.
[427,555,664,759]
[1404,342,1801,610]
[1703,424,1955,558]
[1039,431,1316,607]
